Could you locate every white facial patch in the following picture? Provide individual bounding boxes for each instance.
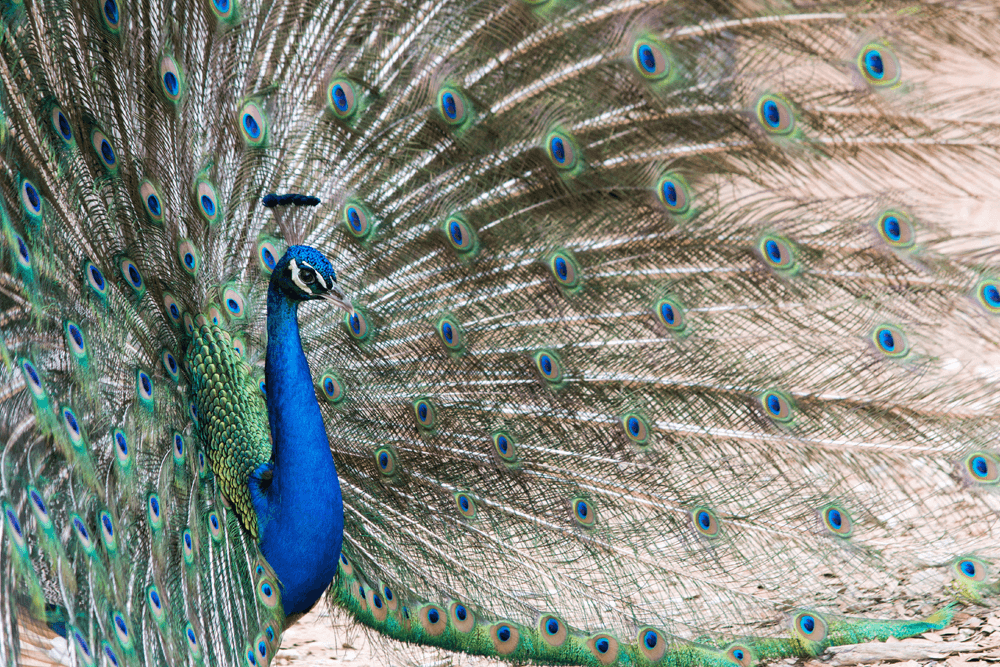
[289,258,328,294]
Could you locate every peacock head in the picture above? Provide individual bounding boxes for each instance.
[272,245,353,312]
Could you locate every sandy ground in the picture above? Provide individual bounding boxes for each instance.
[277,604,500,667]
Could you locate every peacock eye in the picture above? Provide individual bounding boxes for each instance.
[299,267,317,284]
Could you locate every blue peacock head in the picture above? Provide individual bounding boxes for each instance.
[272,245,353,312]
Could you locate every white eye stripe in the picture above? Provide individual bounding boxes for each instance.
[302,262,328,290]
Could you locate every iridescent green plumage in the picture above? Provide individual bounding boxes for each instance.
[187,324,271,539]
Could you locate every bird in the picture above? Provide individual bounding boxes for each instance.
[1,0,1000,664]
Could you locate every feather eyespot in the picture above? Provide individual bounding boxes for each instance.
[257,239,279,273]
[965,452,1000,484]
[587,634,619,665]
[320,373,345,403]
[621,413,650,445]
[546,131,578,170]
[101,0,121,31]
[539,615,568,647]
[160,56,183,101]
[163,293,183,325]
[449,602,475,632]
[727,644,754,667]
[755,94,795,134]
[876,211,915,248]
[162,350,179,381]
[147,585,167,624]
[28,487,50,525]
[420,605,447,636]
[444,217,477,253]
[195,181,219,223]
[821,505,853,537]
[177,239,201,275]
[12,233,30,270]
[792,612,827,642]
[329,79,358,118]
[490,623,520,654]
[455,492,477,518]
[73,630,94,664]
[437,316,464,351]
[382,585,396,607]
[633,39,671,79]
[113,429,130,466]
[207,303,224,325]
[638,628,666,662]
[102,642,120,667]
[99,511,116,550]
[208,511,222,541]
[91,130,117,169]
[976,280,1000,314]
[184,624,200,657]
[112,611,132,648]
[62,407,85,448]
[492,432,518,464]
[657,173,690,214]
[147,493,163,531]
[84,261,109,297]
[758,236,797,272]
[182,528,195,564]
[21,359,45,399]
[210,0,235,19]
[344,309,371,341]
[119,258,144,294]
[760,390,793,423]
[174,432,185,460]
[343,203,373,238]
[222,287,246,319]
[258,577,280,608]
[954,557,989,582]
[858,43,901,87]
[52,107,73,142]
[2,504,25,549]
[140,180,165,224]
[549,252,580,288]
[253,634,269,663]
[534,350,564,384]
[438,87,469,125]
[21,178,42,218]
[692,507,720,537]
[655,297,686,332]
[365,588,388,621]
[413,398,436,429]
[572,498,596,527]
[136,370,153,405]
[375,447,397,476]
[872,324,908,358]
[239,101,267,146]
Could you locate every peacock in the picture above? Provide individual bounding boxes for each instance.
[2,0,1000,664]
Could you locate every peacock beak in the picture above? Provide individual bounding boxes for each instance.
[320,285,354,315]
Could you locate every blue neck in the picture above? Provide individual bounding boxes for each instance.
[256,281,344,616]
